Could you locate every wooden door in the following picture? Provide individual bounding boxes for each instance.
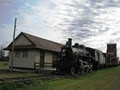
[40,51,45,68]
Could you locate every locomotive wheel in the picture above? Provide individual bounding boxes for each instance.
[81,68,85,74]
[78,69,81,75]
[90,66,93,72]
[78,67,84,74]
[71,67,76,75]
[85,67,89,73]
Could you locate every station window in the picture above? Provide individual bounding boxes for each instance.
[23,50,28,58]
[15,51,20,58]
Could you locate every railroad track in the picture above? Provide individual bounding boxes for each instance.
[0,74,75,85]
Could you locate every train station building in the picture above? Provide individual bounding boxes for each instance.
[4,32,63,73]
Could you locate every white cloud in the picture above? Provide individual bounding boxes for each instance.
[1,0,120,58]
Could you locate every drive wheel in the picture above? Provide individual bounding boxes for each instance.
[81,67,85,74]
[71,67,75,75]
[77,67,82,75]
[90,66,93,72]
[78,69,81,75]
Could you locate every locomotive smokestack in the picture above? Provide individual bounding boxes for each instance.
[68,38,72,47]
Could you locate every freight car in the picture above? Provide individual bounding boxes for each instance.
[56,38,106,75]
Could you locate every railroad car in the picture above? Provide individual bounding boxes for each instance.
[86,47,105,70]
[105,54,119,67]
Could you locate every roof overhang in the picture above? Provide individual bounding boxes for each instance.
[4,45,61,53]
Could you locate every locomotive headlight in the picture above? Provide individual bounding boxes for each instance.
[61,49,66,56]
[62,49,65,53]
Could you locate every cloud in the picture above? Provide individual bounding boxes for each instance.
[49,0,120,56]
[1,0,120,57]
[16,0,64,43]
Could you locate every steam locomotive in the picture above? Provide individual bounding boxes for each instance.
[56,38,106,75]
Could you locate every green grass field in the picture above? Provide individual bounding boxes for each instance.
[0,61,9,70]
[0,61,39,79]
[19,66,120,90]
[0,61,120,90]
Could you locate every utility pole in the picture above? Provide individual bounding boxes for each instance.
[11,18,17,72]
[0,46,2,58]
[0,46,4,58]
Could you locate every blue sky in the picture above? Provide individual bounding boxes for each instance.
[0,0,39,25]
[0,0,120,57]
[0,0,39,45]
[0,0,23,25]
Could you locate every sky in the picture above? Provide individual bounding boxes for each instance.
[0,0,120,57]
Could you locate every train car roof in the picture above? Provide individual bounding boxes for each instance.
[86,47,104,53]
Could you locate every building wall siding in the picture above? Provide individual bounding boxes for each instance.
[9,49,57,71]
[35,50,58,69]
[44,51,53,68]
[14,34,33,45]
[9,50,36,69]
[35,50,40,63]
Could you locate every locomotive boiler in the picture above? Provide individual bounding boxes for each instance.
[57,38,93,75]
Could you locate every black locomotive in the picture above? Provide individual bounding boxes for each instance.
[57,38,94,75]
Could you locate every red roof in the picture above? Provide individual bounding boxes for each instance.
[4,32,63,52]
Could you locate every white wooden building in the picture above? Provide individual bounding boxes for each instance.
[4,32,63,72]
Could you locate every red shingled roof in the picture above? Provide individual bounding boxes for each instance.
[5,32,63,52]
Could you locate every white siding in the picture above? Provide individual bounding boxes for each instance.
[44,51,53,68]
[35,50,40,63]
[9,50,56,70]
[14,34,33,45]
[9,50,36,69]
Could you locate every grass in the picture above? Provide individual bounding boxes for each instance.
[0,61,120,90]
[0,61,9,70]
[19,66,120,90]
[0,61,39,79]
